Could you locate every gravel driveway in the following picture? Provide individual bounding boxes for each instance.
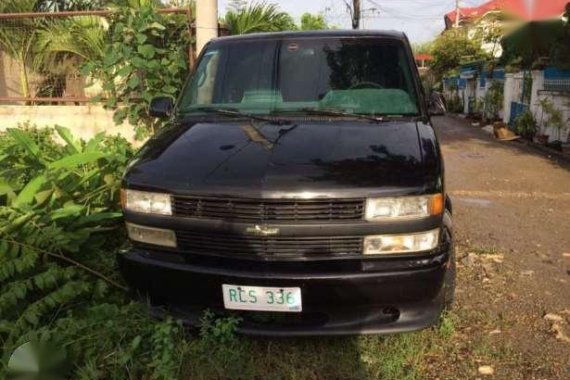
[432,116,570,379]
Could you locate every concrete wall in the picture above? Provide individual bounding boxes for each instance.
[0,105,138,143]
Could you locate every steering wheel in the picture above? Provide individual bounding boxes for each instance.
[349,81,384,90]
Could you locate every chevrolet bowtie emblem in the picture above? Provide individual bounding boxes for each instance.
[246,225,280,236]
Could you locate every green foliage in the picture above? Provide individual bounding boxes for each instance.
[0,125,131,208]
[20,304,188,380]
[446,94,464,114]
[539,98,565,141]
[472,97,484,117]
[0,0,39,98]
[429,29,488,79]
[199,310,240,345]
[35,0,107,11]
[224,2,297,35]
[500,20,570,70]
[0,125,188,379]
[84,5,190,138]
[0,126,130,339]
[300,12,329,31]
[412,41,434,55]
[483,81,504,120]
[0,125,194,379]
[514,110,537,139]
[33,15,106,76]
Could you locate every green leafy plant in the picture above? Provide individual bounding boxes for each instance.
[0,125,194,379]
[472,97,484,119]
[539,98,565,142]
[446,94,464,114]
[84,5,190,138]
[483,81,504,120]
[199,310,241,345]
[514,110,537,140]
[0,126,131,342]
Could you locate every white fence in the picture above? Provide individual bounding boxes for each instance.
[444,69,570,143]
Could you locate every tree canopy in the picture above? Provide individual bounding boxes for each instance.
[224,2,297,35]
[429,29,488,78]
[500,19,570,70]
[300,12,329,31]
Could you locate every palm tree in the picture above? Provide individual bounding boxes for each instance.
[0,0,107,99]
[35,0,107,11]
[34,16,106,70]
[0,0,40,98]
[224,2,297,35]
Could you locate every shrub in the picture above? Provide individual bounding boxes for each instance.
[84,5,190,139]
[484,81,504,120]
[514,111,537,140]
[539,98,565,141]
[446,94,464,114]
[0,126,187,379]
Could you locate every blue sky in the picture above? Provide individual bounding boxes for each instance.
[218,0,489,43]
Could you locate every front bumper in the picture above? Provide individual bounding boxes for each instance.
[119,246,451,336]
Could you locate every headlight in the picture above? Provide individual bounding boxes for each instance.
[126,223,177,247]
[364,229,439,255]
[365,194,443,221]
[121,189,172,215]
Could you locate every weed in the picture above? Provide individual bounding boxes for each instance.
[439,313,456,339]
[199,310,241,345]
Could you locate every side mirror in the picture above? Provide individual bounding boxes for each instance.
[149,97,174,118]
[428,92,446,116]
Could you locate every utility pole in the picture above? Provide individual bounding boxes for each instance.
[196,0,218,54]
[455,0,460,28]
[352,0,361,29]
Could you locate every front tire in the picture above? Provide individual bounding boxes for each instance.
[442,210,456,310]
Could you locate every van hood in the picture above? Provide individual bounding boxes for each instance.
[124,120,441,197]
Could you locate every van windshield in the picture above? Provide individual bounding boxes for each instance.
[178,37,420,117]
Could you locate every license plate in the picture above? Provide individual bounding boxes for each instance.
[222,284,302,312]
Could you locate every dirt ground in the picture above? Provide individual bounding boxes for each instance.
[431,116,570,379]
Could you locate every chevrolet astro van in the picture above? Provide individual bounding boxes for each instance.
[119,30,455,336]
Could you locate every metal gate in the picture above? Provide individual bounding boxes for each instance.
[509,71,533,128]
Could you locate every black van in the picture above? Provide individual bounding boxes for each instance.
[119,30,455,336]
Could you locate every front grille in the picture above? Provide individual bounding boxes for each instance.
[176,230,363,258]
[172,196,365,222]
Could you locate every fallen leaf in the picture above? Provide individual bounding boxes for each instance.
[482,254,504,264]
[552,323,570,344]
[544,313,564,322]
[478,365,494,375]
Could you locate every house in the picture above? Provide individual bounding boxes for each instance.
[444,0,569,29]
[415,53,433,74]
[443,0,569,57]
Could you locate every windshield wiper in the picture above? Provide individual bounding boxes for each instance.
[298,107,386,123]
[188,107,292,125]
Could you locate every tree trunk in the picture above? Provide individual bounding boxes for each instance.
[19,56,30,103]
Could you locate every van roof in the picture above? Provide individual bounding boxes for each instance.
[213,30,408,43]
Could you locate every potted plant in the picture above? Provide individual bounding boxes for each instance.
[514,110,537,141]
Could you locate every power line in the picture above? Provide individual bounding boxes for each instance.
[365,0,449,20]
